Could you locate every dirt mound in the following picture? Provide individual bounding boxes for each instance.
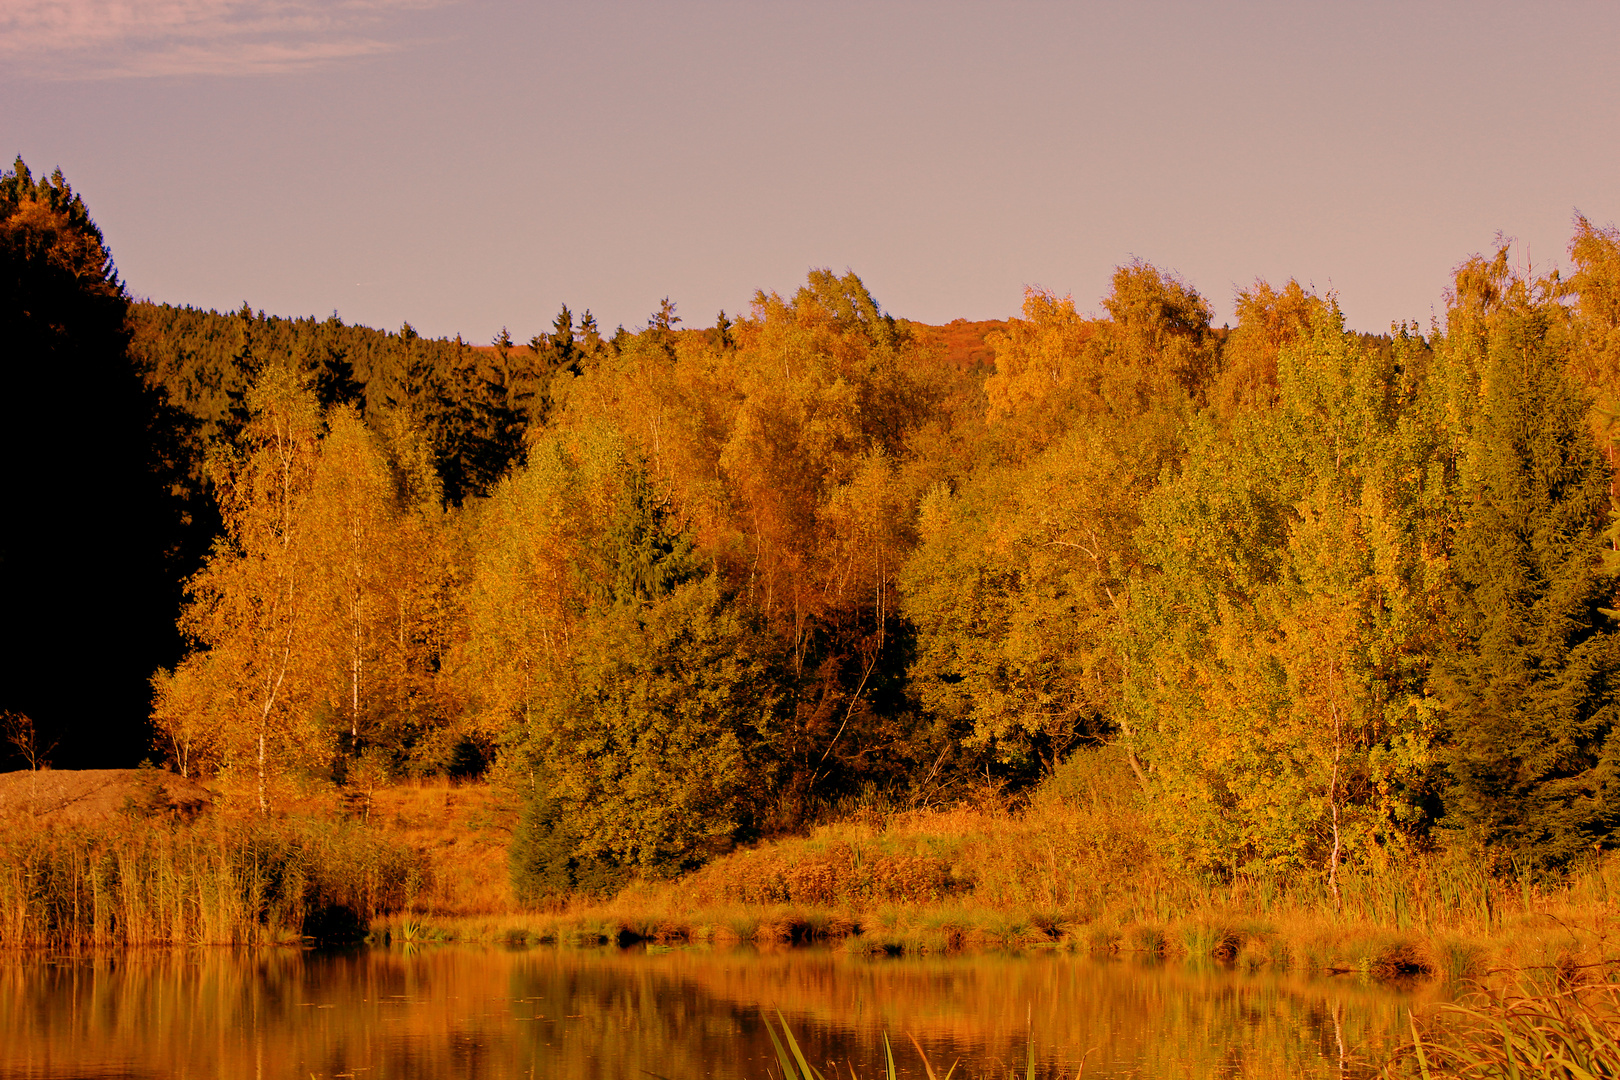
[0,768,212,825]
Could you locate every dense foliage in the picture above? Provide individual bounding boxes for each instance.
[11,156,1620,894]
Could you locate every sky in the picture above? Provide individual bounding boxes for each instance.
[4,0,1618,343]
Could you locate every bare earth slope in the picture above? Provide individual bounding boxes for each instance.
[0,769,211,824]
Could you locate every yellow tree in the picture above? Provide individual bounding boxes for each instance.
[1566,214,1620,406]
[1125,309,1447,877]
[901,265,1206,773]
[158,362,324,811]
[534,272,955,811]
[304,405,405,752]
[368,404,466,769]
[981,288,1099,456]
[463,429,614,748]
[1209,278,1327,419]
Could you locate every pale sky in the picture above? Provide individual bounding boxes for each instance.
[4,0,1618,342]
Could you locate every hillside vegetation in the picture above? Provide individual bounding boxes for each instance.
[9,155,1620,938]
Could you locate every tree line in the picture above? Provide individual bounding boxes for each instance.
[7,154,1620,892]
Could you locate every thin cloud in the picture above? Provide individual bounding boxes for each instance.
[0,0,445,78]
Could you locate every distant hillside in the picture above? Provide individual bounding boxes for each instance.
[902,318,1007,372]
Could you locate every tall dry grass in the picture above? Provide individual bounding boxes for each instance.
[365,779,517,915]
[0,815,428,947]
[1384,969,1620,1078]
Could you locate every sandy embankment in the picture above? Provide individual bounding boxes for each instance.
[0,768,211,824]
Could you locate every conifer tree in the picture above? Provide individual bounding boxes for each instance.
[0,157,178,765]
[577,310,603,356]
[1436,270,1620,867]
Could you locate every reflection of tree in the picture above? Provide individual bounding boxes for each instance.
[0,947,1422,1080]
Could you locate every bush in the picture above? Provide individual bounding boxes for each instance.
[508,782,627,906]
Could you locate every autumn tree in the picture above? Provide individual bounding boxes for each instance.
[1209,278,1328,419]
[1124,305,1449,879]
[156,362,326,811]
[303,406,405,751]
[1099,259,1219,405]
[1566,215,1620,409]
[903,267,1207,776]
[903,410,1180,772]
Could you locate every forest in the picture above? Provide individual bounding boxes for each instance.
[7,154,1620,898]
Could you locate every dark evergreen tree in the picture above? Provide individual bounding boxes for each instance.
[525,304,587,428]
[592,462,699,608]
[507,770,627,904]
[309,321,363,413]
[646,297,681,359]
[1437,284,1620,868]
[0,158,181,766]
[577,310,603,356]
[439,355,527,503]
[709,309,735,351]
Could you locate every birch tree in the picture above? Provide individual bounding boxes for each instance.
[159,362,324,811]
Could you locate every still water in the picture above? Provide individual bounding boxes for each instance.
[0,945,1433,1079]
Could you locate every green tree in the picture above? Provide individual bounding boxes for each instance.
[534,577,777,878]
[1125,305,1449,878]
[481,434,776,889]
[1434,259,1620,868]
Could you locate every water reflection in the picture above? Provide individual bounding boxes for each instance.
[0,945,1435,1079]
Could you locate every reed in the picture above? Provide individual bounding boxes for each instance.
[0,815,428,948]
[1384,971,1620,1078]
[764,1010,898,1080]
[191,765,1618,976]
[763,1013,1045,1080]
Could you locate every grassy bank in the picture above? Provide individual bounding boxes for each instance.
[374,759,1620,984]
[7,763,1619,982]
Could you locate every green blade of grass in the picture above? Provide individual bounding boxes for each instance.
[776,1009,825,1080]
[765,1013,801,1080]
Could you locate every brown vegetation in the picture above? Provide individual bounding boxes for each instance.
[0,768,210,825]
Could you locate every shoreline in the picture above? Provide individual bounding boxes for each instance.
[363,900,1607,987]
[2,775,1617,990]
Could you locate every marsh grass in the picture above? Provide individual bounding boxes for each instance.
[764,1010,900,1080]
[0,816,428,947]
[1385,970,1620,1078]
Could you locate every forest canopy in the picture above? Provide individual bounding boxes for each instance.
[9,155,1620,887]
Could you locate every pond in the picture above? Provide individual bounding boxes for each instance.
[0,945,1435,1079]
